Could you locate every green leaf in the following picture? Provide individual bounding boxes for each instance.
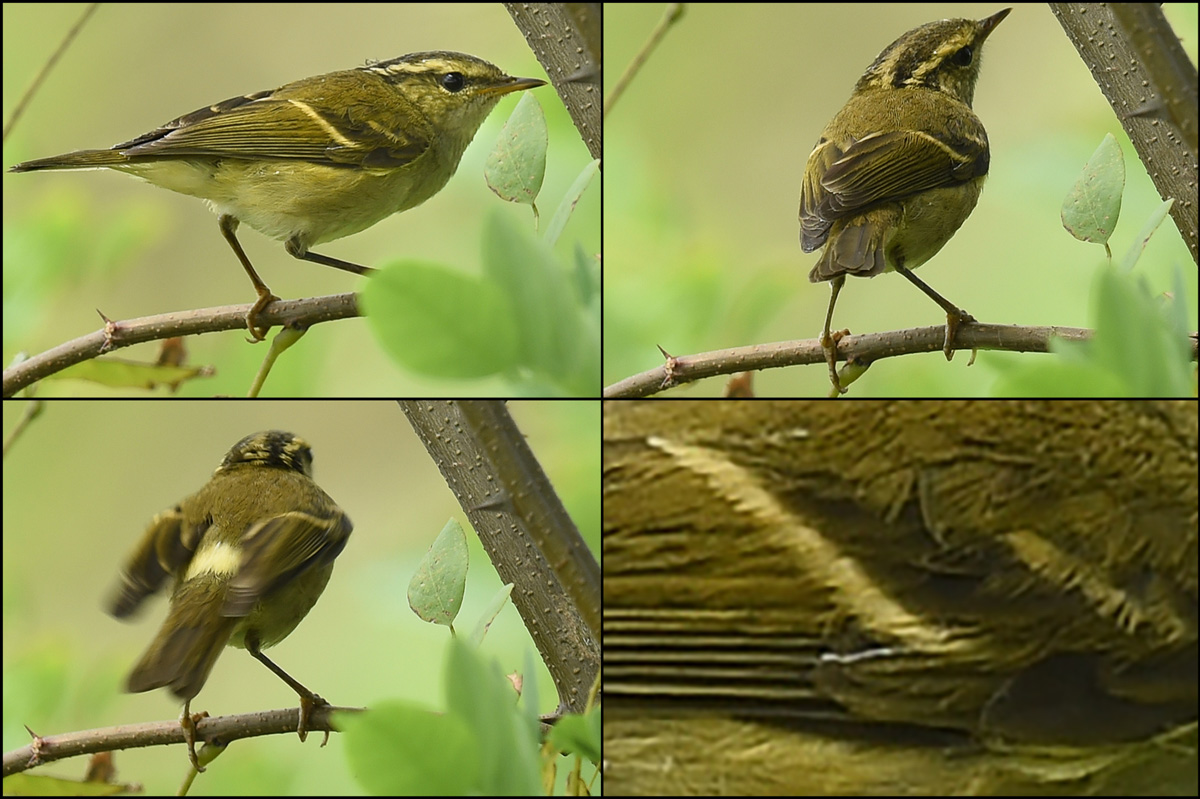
[1061,133,1125,248]
[548,707,602,764]
[468,582,514,645]
[444,639,541,795]
[340,701,480,795]
[408,519,469,627]
[1118,199,1175,273]
[545,158,600,247]
[994,264,1192,396]
[485,93,547,213]
[52,358,212,391]
[362,259,519,378]
[482,212,599,396]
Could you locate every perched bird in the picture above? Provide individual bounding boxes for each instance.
[800,11,1009,392]
[603,401,1197,796]
[110,430,352,769]
[11,52,545,339]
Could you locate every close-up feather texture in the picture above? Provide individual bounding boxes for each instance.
[603,401,1197,796]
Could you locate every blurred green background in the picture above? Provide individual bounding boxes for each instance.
[1,400,599,794]
[3,4,599,396]
[604,3,1198,396]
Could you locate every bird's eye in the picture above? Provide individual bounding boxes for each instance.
[950,45,974,67]
[441,72,465,92]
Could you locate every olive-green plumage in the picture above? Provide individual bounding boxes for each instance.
[604,400,1198,796]
[10,52,545,339]
[800,10,1009,392]
[109,431,352,766]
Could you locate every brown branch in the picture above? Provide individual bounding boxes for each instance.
[454,401,602,641]
[1049,3,1199,263]
[2,704,363,777]
[400,401,600,715]
[506,2,602,161]
[2,293,361,397]
[604,3,684,121]
[604,323,1105,397]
